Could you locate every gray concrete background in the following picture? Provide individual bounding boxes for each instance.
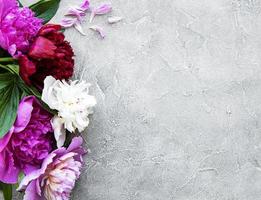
[6,0,261,199]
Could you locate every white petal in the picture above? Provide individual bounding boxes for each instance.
[86,95,97,107]
[42,76,96,134]
[65,122,75,133]
[89,11,95,23]
[89,25,105,39]
[51,116,66,148]
[75,114,89,132]
[42,76,57,109]
[74,22,86,35]
[108,16,122,24]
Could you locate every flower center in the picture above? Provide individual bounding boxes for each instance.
[42,156,82,200]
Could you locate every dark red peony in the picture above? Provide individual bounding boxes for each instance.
[18,24,74,88]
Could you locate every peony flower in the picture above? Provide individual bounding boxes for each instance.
[18,24,74,88]
[0,96,54,184]
[61,0,90,35]
[17,137,85,200]
[0,0,42,57]
[42,76,96,147]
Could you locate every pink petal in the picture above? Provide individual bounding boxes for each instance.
[14,96,34,133]
[66,137,86,163]
[67,137,83,152]
[66,8,84,19]
[93,3,112,15]
[90,3,112,22]
[0,148,20,184]
[0,0,17,19]
[17,153,57,191]
[23,181,40,200]
[61,0,90,29]
[80,0,90,11]
[8,44,17,56]
[0,129,13,152]
[61,18,77,28]
[89,25,106,39]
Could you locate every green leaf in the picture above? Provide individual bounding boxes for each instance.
[0,182,12,200]
[0,75,20,138]
[0,64,56,138]
[0,74,13,90]
[0,64,19,75]
[18,80,41,99]
[30,0,61,24]
[18,79,56,115]
[6,64,19,75]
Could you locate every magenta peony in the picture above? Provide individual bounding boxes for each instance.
[17,137,85,200]
[0,0,42,57]
[0,96,54,184]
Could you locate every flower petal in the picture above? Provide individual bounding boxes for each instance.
[80,0,90,11]
[0,129,13,152]
[23,181,41,200]
[0,30,7,50]
[74,22,86,35]
[89,25,106,39]
[108,16,123,24]
[61,18,77,28]
[17,153,57,191]
[66,137,86,162]
[42,76,57,110]
[66,7,85,21]
[13,96,34,132]
[8,44,17,57]
[61,0,90,32]
[28,37,57,59]
[90,3,112,22]
[18,55,36,85]
[0,148,20,184]
[51,116,66,148]
[38,24,61,36]
[0,0,17,19]
[67,137,83,151]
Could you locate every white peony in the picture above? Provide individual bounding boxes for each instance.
[42,76,96,147]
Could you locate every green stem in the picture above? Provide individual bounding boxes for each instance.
[0,57,14,63]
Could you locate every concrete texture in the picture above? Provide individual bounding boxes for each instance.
[8,0,261,199]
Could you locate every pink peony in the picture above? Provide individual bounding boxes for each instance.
[0,0,42,57]
[0,96,54,184]
[17,137,85,200]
